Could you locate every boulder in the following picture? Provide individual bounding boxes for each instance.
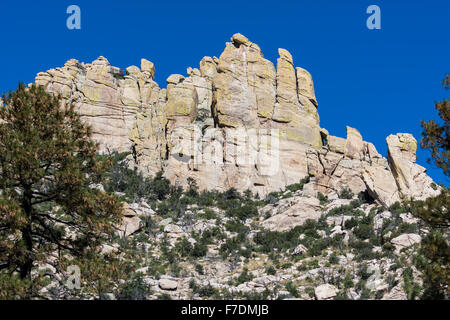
[117,216,141,237]
[314,284,337,300]
[391,233,421,252]
[158,278,178,291]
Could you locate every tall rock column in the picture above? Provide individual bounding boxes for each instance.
[129,59,167,176]
[271,48,322,150]
[212,33,276,128]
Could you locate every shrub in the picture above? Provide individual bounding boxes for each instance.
[234,203,259,221]
[353,223,373,240]
[357,264,374,281]
[339,187,354,199]
[174,237,193,257]
[117,273,151,300]
[191,242,208,258]
[186,177,199,198]
[349,239,372,251]
[286,176,310,193]
[192,283,220,298]
[305,286,315,298]
[285,281,299,298]
[344,218,358,230]
[198,208,217,220]
[402,267,421,300]
[327,201,363,217]
[195,264,204,275]
[343,273,354,289]
[356,247,378,261]
[235,267,254,285]
[308,238,332,256]
[318,192,329,205]
[225,220,249,234]
[266,266,277,276]
[329,253,339,264]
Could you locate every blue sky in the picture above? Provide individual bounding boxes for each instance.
[1,0,449,185]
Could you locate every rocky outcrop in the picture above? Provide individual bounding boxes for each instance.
[386,134,440,201]
[33,33,440,206]
[261,196,322,232]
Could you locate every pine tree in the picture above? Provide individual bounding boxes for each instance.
[409,75,450,300]
[420,75,449,176]
[0,84,123,298]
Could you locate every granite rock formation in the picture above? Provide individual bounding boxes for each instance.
[33,33,440,206]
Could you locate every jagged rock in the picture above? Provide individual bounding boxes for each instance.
[141,58,155,79]
[102,293,116,300]
[296,67,317,106]
[382,284,407,300]
[327,135,346,154]
[273,48,299,123]
[330,225,344,237]
[314,284,337,300]
[345,126,364,160]
[213,33,275,128]
[387,133,440,201]
[187,67,201,77]
[200,56,217,79]
[272,49,321,149]
[292,244,308,256]
[31,33,440,203]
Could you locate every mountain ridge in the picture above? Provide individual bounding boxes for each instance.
[32,33,440,206]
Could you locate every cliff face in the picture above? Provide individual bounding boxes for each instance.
[34,33,439,205]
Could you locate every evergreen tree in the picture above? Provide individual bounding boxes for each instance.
[0,84,123,298]
[409,75,450,299]
[420,75,449,176]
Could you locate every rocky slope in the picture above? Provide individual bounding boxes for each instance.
[33,33,439,207]
[36,173,433,300]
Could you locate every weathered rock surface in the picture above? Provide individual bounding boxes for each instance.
[391,233,422,252]
[386,134,440,201]
[261,196,322,232]
[158,278,178,291]
[315,284,337,300]
[33,34,440,206]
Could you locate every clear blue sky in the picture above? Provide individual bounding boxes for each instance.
[1,0,449,185]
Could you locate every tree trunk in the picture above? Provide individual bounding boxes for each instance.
[20,187,33,279]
